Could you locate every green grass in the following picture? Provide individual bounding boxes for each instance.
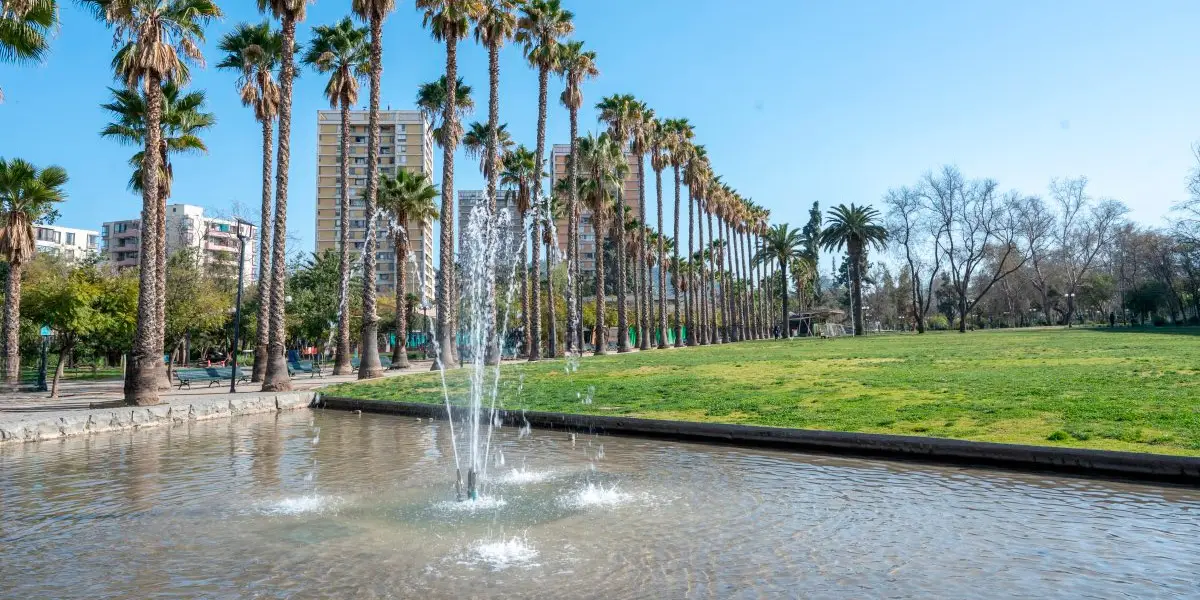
[325,327,1200,456]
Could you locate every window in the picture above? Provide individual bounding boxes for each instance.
[399,155,407,164]
[87,235,99,249]
[354,242,365,249]
[116,223,128,233]
[584,252,595,259]
[582,234,594,242]
[65,232,76,245]
[355,178,366,186]
[354,157,366,164]
[354,136,366,143]
[381,146,392,155]
[351,220,366,228]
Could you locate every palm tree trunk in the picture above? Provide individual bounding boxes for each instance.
[566,105,580,354]
[671,165,682,347]
[706,209,719,343]
[357,14,386,380]
[529,212,541,360]
[333,99,353,375]
[851,243,865,336]
[594,216,607,355]
[484,39,502,366]
[2,260,23,386]
[262,15,297,392]
[685,186,696,346]
[615,183,630,353]
[545,225,557,357]
[521,242,530,356]
[778,260,789,338]
[739,229,748,340]
[696,200,707,345]
[391,227,410,368]
[655,165,667,349]
[252,117,274,382]
[155,149,170,390]
[434,37,459,367]
[126,73,163,406]
[637,158,649,350]
[529,66,550,361]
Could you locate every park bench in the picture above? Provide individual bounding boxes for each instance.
[287,359,325,378]
[350,356,393,369]
[175,367,249,389]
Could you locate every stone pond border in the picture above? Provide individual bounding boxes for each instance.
[317,395,1200,485]
[0,392,316,444]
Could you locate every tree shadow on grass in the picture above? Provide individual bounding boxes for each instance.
[1084,325,1200,338]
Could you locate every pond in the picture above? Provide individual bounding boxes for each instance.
[2,410,1197,598]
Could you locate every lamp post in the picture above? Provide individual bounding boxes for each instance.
[229,219,250,393]
[36,325,51,392]
[1065,292,1077,328]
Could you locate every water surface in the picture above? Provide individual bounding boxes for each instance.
[2,410,1198,598]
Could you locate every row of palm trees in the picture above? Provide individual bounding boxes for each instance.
[2,0,891,401]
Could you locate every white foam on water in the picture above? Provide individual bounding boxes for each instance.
[497,468,554,485]
[259,494,340,516]
[434,495,507,512]
[561,483,632,509]
[469,536,539,570]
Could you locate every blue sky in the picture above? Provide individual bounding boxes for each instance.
[3,0,1199,262]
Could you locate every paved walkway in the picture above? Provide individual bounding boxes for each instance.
[0,360,437,420]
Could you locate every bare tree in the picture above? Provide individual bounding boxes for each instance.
[1016,194,1056,323]
[1049,176,1127,326]
[883,185,942,333]
[926,166,1045,332]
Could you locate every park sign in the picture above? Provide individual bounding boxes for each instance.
[39,325,51,337]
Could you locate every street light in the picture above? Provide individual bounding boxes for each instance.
[36,324,51,392]
[229,219,251,393]
[1065,292,1077,329]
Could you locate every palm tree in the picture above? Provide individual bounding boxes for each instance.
[754,224,803,338]
[301,17,368,376]
[0,0,57,102]
[542,183,568,355]
[416,76,475,146]
[217,21,284,382]
[101,83,214,384]
[516,0,572,361]
[252,0,303,393]
[500,146,536,355]
[683,145,709,345]
[703,176,723,342]
[791,254,816,314]
[352,0,401,379]
[555,39,597,354]
[821,203,888,336]
[0,158,66,386]
[472,0,518,365]
[595,94,637,352]
[462,121,513,176]
[628,102,654,350]
[647,119,671,348]
[577,133,626,355]
[85,0,221,404]
[662,118,693,346]
[417,0,484,367]
[377,169,439,369]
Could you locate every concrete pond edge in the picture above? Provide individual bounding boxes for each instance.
[0,392,316,444]
[317,395,1200,485]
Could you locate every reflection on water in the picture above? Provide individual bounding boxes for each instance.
[1,410,1198,599]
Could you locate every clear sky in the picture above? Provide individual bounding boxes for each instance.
[3,0,1199,260]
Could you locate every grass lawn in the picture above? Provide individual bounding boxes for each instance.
[325,327,1200,456]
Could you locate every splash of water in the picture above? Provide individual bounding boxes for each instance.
[468,536,539,570]
[561,483,631,509]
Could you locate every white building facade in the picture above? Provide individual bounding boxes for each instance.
[101,204,258,280]
[34,225,101,262]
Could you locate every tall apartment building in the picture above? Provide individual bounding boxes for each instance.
[315,109,436,302]
[457,190,525,262]
[549,144,641,276]
[34,224,100,262]
[100,204,258,280]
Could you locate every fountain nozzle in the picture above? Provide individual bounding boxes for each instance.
[467,468,478,501]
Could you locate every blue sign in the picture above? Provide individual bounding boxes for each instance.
[39,325,51,337]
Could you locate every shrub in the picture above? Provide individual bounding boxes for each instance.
[1152,314,1167,327]
[1047,430,1070,441]
[927,314,950,330]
